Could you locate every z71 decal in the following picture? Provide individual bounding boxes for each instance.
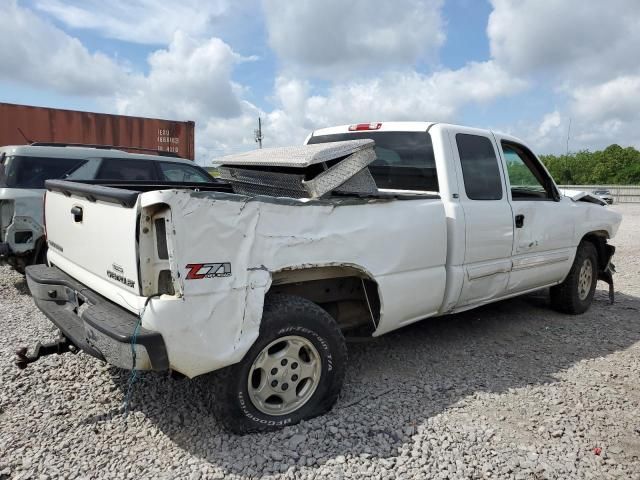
[185,263,232,279]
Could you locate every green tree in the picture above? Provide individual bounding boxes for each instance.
[540,144,640,185]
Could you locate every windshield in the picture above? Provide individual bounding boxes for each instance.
[308,131,438,191]
[1,156,86,189]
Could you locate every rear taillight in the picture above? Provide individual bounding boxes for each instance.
[154,218,168,259]
[157,269,175,295]
[42,191,47,239]
[140,207,180,297]
[348,122,382,131]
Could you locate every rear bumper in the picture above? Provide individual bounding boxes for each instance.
[25,264,169,371]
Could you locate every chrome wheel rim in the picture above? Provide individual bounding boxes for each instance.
[247,335,322,416]
[578,258,593,301]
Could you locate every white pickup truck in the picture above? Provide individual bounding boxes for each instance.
[22,122,621,433]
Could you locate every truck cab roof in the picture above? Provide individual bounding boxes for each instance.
[312,121,436,136]
[310,121,520,143]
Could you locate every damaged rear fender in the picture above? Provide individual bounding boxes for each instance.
[268,263,383,332]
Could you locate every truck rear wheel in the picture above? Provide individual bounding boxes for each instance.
[550,242,598,314]
[207,294,347,434]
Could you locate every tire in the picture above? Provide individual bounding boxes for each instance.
[206,294,347,434]
[550,242,598,314]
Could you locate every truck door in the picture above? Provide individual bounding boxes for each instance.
[494,136,575,293]
[447,128,514,307]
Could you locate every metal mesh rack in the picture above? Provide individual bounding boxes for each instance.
[217,140,378,199]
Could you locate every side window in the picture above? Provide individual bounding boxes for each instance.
[1,156,86,189]
[158,162,211,183]
[95,158,156,181]
[456,134,503,200]
[501,142,554,200]
[65,158,101,180]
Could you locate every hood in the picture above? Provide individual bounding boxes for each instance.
[559,188,607,206]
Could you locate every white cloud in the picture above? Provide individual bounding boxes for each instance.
[488,0,640,153]
[15,0,638,162]
[488,0,640,82]
[562,75,640,151]
[263,0,445,76]
[512,74,640,154]
[35,0,232,45]
[275,61,525,131]
[198,61,528,163]
[0,2,261,163]
[199,61,527,163]
[115,32,251,121]
[536,111,562,138]
[570,75,640,123]
[0,1,129,96]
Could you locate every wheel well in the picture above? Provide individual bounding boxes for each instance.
[581,231,611,271]
[268,266,381,335]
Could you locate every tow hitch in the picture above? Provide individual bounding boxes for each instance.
[14,336,77,369]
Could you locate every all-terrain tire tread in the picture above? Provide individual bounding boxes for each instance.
[207,294,347,434]
[550,242,598,315]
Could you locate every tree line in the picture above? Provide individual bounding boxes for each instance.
[540,144,640,185]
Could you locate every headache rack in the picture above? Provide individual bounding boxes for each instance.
[29,142,182,158]
[217,140,378,199]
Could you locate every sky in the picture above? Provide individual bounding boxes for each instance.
[1,0,639,165]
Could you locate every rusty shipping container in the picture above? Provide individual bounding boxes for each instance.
[0,102,195,159]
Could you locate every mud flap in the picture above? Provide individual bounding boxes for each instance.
[598,262,616,304]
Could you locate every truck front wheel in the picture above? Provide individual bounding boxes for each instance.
[550,242,598,314]
[207,294,347,434]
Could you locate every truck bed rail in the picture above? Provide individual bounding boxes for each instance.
[44,179,233,207]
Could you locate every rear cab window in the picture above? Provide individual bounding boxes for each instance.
[308,131,438,192]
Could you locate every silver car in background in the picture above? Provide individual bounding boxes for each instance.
[0,143,214,273]
[593,189,614,205]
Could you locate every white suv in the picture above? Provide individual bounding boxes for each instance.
[0,143,214,273]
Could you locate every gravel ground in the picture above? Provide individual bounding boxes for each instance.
[1,204,639,480]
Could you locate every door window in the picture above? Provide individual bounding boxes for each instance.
[501,142,555,200]
[456,134,503,200]
[65,158,101,180]
[95,158,156,181]
[158,162,212,183]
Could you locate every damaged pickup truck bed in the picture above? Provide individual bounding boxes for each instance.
[22,122,621,433]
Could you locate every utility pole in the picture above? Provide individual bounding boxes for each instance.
[566,117,571,156]
[254,117,263,149]
[565,117,572,184]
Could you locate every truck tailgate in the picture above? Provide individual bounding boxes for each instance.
[44,180,143,313]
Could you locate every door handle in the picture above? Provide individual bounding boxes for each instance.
[515,214,524,228]
[70,206,83,222]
